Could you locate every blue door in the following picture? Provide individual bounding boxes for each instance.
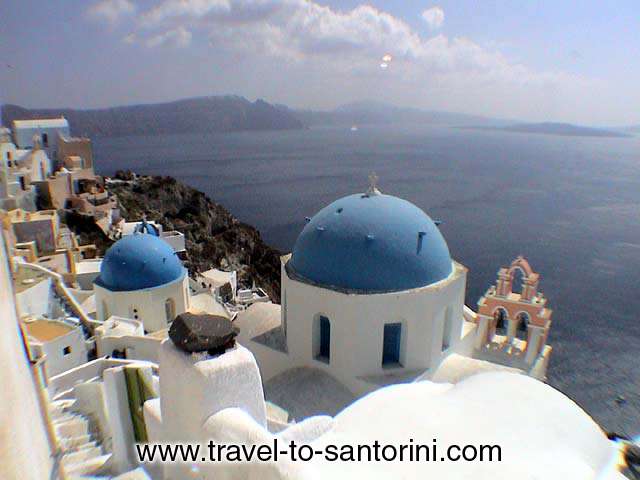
[382,323,402,365]
[319,316,330,361]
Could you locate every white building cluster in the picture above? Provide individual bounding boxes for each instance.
[0,119,631,480]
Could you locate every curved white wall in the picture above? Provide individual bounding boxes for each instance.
[95,274,189,333]
[282,260,467,395]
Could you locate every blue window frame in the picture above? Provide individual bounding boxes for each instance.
[382,323,402,366]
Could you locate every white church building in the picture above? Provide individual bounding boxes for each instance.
[233,181,548,399]
[280,184,468,394]
[94,233,190,333]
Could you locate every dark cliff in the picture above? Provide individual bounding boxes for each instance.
[106,172,281,302]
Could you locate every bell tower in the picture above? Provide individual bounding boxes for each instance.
[474,256,553,373]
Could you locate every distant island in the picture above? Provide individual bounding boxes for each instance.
[461,122,632,138]
[1,96,304,137]
[293,100,507,128]
[0,97,512,136]
[2,96,636,139]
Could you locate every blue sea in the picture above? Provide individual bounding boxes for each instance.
[93,124,640,436]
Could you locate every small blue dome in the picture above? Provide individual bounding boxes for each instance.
[134,220,159,236]
[287,193,453,293]
[95,234,185,291]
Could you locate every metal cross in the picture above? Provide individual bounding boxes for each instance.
[369,172,379,191]
[366,172,381,196]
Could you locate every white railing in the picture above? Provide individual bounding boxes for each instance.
[16,261,98,335]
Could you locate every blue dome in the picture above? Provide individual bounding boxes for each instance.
[287,193,453,293]
[133,220,159,236]
[95,234,185,291]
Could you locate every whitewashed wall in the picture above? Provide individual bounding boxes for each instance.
[0,236,53,479]
[95,275,189,332]
[15,277,54,318]
[282,261,467,395]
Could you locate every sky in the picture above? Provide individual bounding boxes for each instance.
[1,0,638,125]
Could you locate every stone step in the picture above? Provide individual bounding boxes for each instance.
[59,433,92,450]
[63,453,112,476]
[62,439,97,453]
[55,417,89,437]
[50,398,75,408]
[49,398,76,415]
[52,412,78,424]
[61,446,103,466]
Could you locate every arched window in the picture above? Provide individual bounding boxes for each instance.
[516,312,530,341]
[494,308,507,336]
[313,314,330,363]
[41,133,48,147]
[165,298,175,323]
[442,306,453,352]
[511,267,525,295]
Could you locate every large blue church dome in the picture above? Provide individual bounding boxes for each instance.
[287,192,453,293]
[95,234,185,292]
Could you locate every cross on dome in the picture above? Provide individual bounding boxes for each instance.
[366,172,381,196]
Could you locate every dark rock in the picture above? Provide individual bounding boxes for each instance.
[60,210,112,256]
[106,174,282,302]
[219,282,233,303]
[169,312,239,355]
[114,169,135,181]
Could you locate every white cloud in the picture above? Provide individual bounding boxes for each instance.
[86,0,136,24]
[88,0,598,121]
[113,0,580,87]
[146,26,193,48]
[140,0,232,27]
[421,6,444,30]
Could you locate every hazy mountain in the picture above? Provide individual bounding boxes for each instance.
[293,100,511,127]
[1,96,304,137]
[463,122,632,138]
[4,96,634,138]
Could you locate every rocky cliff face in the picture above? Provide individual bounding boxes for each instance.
[106,172,281,302]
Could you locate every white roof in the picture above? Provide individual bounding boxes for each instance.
[264,367,355,421]
[189,292,230,318]
[75,259,102,275]
[235,302,281,342]
[200,268,235,284]
[95,316,143,338]
[430,352,522,383]
[302,372,623,479]
[12,118,69,129]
